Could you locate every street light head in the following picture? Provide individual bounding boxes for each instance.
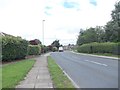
[43,20,45,21]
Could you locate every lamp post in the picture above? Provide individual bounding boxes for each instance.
[42,20,45,45]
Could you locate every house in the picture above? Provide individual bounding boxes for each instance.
[29,39,41,45]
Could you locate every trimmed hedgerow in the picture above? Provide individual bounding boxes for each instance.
[2,36,28,61]
[27,45,41,55]
[77,42,120,55]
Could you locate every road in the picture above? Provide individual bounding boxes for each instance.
[50,51,118,88]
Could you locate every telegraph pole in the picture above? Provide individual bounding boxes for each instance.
[42,20,45,45]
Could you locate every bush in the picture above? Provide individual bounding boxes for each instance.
[2,36,28,61]
[27,45,41,55]
[77,42,120,55]
[52,47,58,52]
[40,45,49,53]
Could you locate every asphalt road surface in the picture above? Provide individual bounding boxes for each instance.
[50,51,118,88]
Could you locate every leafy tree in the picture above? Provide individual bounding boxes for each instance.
[105,1,120,42]
[104,21,119,42]
[77,1,120,45]
[95,26,105,42]
[77,27,105,45]
[51,40,60,49]
[111,1,120,26]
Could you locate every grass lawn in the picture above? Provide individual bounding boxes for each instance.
[47,56,75,89]
[0,67,2,89]
[2,59,35,88]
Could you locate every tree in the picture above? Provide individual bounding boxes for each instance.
[51,40,60,49]
[77,1,120,45]
[95,26,105,42]
[104,21,119,42]
[77,27,105,45]
[104,1,120,42]
[111,1,120,26]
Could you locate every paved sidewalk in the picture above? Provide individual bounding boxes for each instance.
[16,54,53,88]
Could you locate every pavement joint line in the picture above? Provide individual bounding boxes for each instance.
[16,55,53,88]
[37,75,40,79]
[56,62,80,88]
[85,60,108,67]
[71,51,119,60]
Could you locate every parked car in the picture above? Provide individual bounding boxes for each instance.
[59,47,63,52]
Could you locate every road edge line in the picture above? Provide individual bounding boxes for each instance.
[71,51,119,60]
[56,63,80,88]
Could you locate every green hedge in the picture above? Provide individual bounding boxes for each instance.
[77,42,120,55]
[27,45,41,55]
[2,36,28,61]
[40,45,49,53]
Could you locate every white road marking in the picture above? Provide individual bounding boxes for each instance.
[85,60,108,66]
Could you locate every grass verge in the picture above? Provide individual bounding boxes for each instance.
[2,59,35,88]
[92,53,120,58]
[0,67,2,89]
[73,50,120,58]
[47,56,75,89]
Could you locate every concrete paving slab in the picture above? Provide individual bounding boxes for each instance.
[16,54,53,88]
[36,79,52,83]
[36,75,51,79]
[37,72,49,75]
[16,84,34,88]
[35,83,53,88]
[20,80,36,84]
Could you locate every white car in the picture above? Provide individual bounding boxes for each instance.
[59,47,63,52]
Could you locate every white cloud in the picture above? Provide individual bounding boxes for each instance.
[0,0,118,45]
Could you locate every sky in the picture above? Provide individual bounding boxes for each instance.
[0,0,118,45]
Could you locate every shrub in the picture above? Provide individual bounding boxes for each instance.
[52,47,58,52]
[2,36,28,61]
[40,45,48,53]
[27,45,41,55]
[77,42,120,55]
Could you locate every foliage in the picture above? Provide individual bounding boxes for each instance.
[104,1,120,42]
[48,56,75,88]
[111,1,120,25]
[27,45,41,55]
[77,1,120,45]
[2,36,28,61]
[77,27,105,45]
[51,40,60,49]
[0,35,2,61]
[40,45,48,53]
[52,47,58,52]
[2,59,35,88]
[104,20,119,42]
[77,42,120,55]
[47,45,53,51]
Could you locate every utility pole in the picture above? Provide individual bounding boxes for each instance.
[42,20,45,45]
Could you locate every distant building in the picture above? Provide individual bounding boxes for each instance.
[29,39,41,45]
[63,45,69,50]
[63,44,77,50]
